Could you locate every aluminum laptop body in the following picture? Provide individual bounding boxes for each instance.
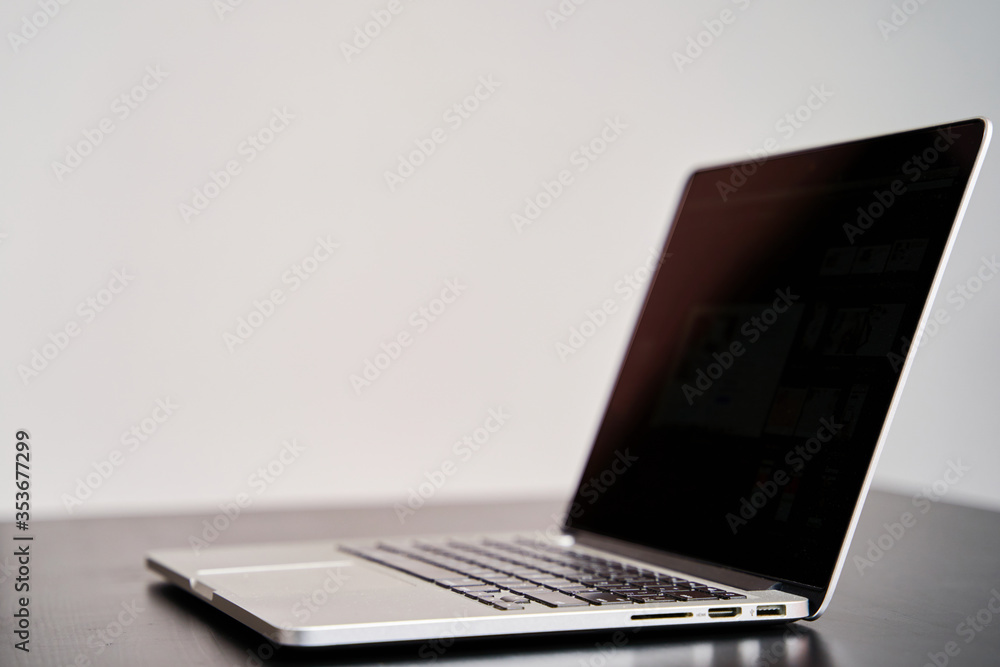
[147,118,991,647]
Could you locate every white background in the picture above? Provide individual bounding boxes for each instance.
[2,0,999,520]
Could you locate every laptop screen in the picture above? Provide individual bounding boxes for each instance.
[565,119,987,590]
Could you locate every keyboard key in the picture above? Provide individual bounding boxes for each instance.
[628,592,670,600]
[555,584,590,591]
[456,585,501,594]
[436,578,482,588]
[509,585,547,595]
[574,591,633,605]
[535,578,577,588]
[577,577,614,585]
[520,589,591,607]
[486,578,524,587]
[466,569,504,578]
[510,569,548,577]
[671,590,718,600]
[491,599,526,611]
[473,594,525,611]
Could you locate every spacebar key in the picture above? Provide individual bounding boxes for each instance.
[520,589,590,607]
[573,591,633,605]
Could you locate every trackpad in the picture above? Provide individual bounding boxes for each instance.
[194,559,473,626]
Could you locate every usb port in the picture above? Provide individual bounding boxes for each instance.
[756,605,785,617]
[708,607,741,618]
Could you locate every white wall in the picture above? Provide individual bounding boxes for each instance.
[2,0,999,519]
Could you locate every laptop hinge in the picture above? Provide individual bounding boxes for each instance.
[567,529,780,592]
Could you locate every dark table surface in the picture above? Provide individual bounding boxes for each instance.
[2,490,1000,666]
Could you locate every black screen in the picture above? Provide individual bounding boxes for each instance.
[565,120,986,589]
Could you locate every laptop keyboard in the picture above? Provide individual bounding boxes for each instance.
[342,538,746,611]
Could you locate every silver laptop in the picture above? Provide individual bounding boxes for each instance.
[147,118,991,647]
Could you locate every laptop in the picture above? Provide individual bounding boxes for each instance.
[147,118,991,647]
